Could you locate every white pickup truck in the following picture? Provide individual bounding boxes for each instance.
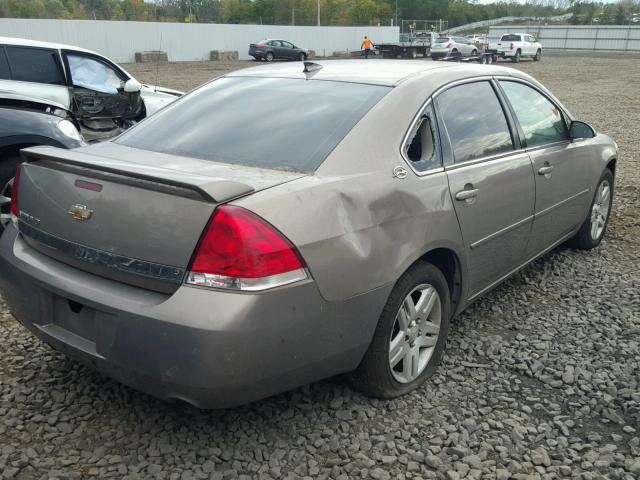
[488,33,542,63]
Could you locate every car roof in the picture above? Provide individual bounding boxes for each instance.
[0,36,96,55]
[227,59,515,87]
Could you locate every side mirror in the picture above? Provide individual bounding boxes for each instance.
[123,78,142,93]
[569,120,595,140]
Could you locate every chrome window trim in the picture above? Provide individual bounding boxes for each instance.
[524,139,572,154]
[444,148,528,172]
[399,99,445,178]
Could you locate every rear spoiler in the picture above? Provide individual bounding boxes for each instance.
[20,146,255,203]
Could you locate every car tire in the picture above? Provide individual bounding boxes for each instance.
[534,49,541,61]
[265,52,274,62]
[471,49,478,56]
[349,261,451,399]
[512,50,521,63]
[566,169,614,250]
[298,52,307,61]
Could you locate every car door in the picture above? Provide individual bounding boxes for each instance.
[269,40,283,59]
[62,51,143,126]
[0,45,71,108]
[498,79,593,257]
[435,80,535,298]
[524,36,535,55]
[281,41,296,59]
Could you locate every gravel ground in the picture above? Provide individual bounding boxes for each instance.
[1,54,639,480]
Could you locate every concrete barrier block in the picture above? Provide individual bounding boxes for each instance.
[210,50,239,61]
[134,51,168,63]
[332,50,351,58]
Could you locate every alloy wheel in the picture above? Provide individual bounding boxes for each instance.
[389,284,442,383]
[590,179,611,241]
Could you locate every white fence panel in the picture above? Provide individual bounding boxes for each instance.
[488,25,640,52]
[0,19,399,62]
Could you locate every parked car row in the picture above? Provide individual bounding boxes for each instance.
[0,54,616,408]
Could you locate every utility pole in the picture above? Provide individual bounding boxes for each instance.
[317,0,321,26]
[395,0,398,27]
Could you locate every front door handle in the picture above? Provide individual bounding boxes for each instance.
[538,165,554,175]
[455,188,479,201]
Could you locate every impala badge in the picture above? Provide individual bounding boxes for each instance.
[68,204,93,221]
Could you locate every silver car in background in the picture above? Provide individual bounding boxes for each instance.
[0,60,617,408]
[430,36,478,60]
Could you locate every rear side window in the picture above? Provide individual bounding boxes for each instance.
[0,48,10,80]
[501,34,522,42]
[5,47,64,85]
[116,77,390,173]
[405,103,441,172]
[500,81,568,148]
[436,81,513,163]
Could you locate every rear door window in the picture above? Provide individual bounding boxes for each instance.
[5,46,64,85]
[436,81,514,163]
[116,77,390,173]
[499,81,569,148]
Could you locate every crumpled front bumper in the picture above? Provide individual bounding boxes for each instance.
[0,224,389,408]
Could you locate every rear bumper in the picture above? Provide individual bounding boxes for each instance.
[0,224,389,408]
[494,50,516,57]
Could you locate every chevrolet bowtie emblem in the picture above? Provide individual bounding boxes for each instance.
[68,204,93,221]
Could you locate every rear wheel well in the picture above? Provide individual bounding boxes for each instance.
[418,248,462,312]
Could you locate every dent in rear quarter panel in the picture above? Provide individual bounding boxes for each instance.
[239,171,465,304]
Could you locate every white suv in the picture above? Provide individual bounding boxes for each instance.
[0,37,182,141]
[491,33,542,63]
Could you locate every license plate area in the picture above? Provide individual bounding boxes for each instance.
[52,295,96,342]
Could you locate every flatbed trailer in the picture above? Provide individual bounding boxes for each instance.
[440,50,497,64]
[377,29,439,59]
[377,38,431,59]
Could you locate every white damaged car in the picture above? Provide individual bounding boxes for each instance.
[0,37,182,141]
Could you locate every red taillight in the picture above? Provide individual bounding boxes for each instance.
[255,44,266,49]
[446,42,452,48]
[186,205,307,291]
[9,165,21,217]
[510,42,514,50]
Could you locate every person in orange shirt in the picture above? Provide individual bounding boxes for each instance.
[361,36,374,59]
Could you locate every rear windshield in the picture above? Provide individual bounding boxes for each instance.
[435,38,450,43]
[116,77,390,173]
[500,34,522,42]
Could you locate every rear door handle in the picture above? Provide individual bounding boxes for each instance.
[455,188,479,201]
[538,165,554,175]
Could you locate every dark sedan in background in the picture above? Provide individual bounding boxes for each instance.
[249,39,309,62]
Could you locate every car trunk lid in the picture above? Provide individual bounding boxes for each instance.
[16,144,305,294]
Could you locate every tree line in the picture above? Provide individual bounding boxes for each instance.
[0,0,637,28]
